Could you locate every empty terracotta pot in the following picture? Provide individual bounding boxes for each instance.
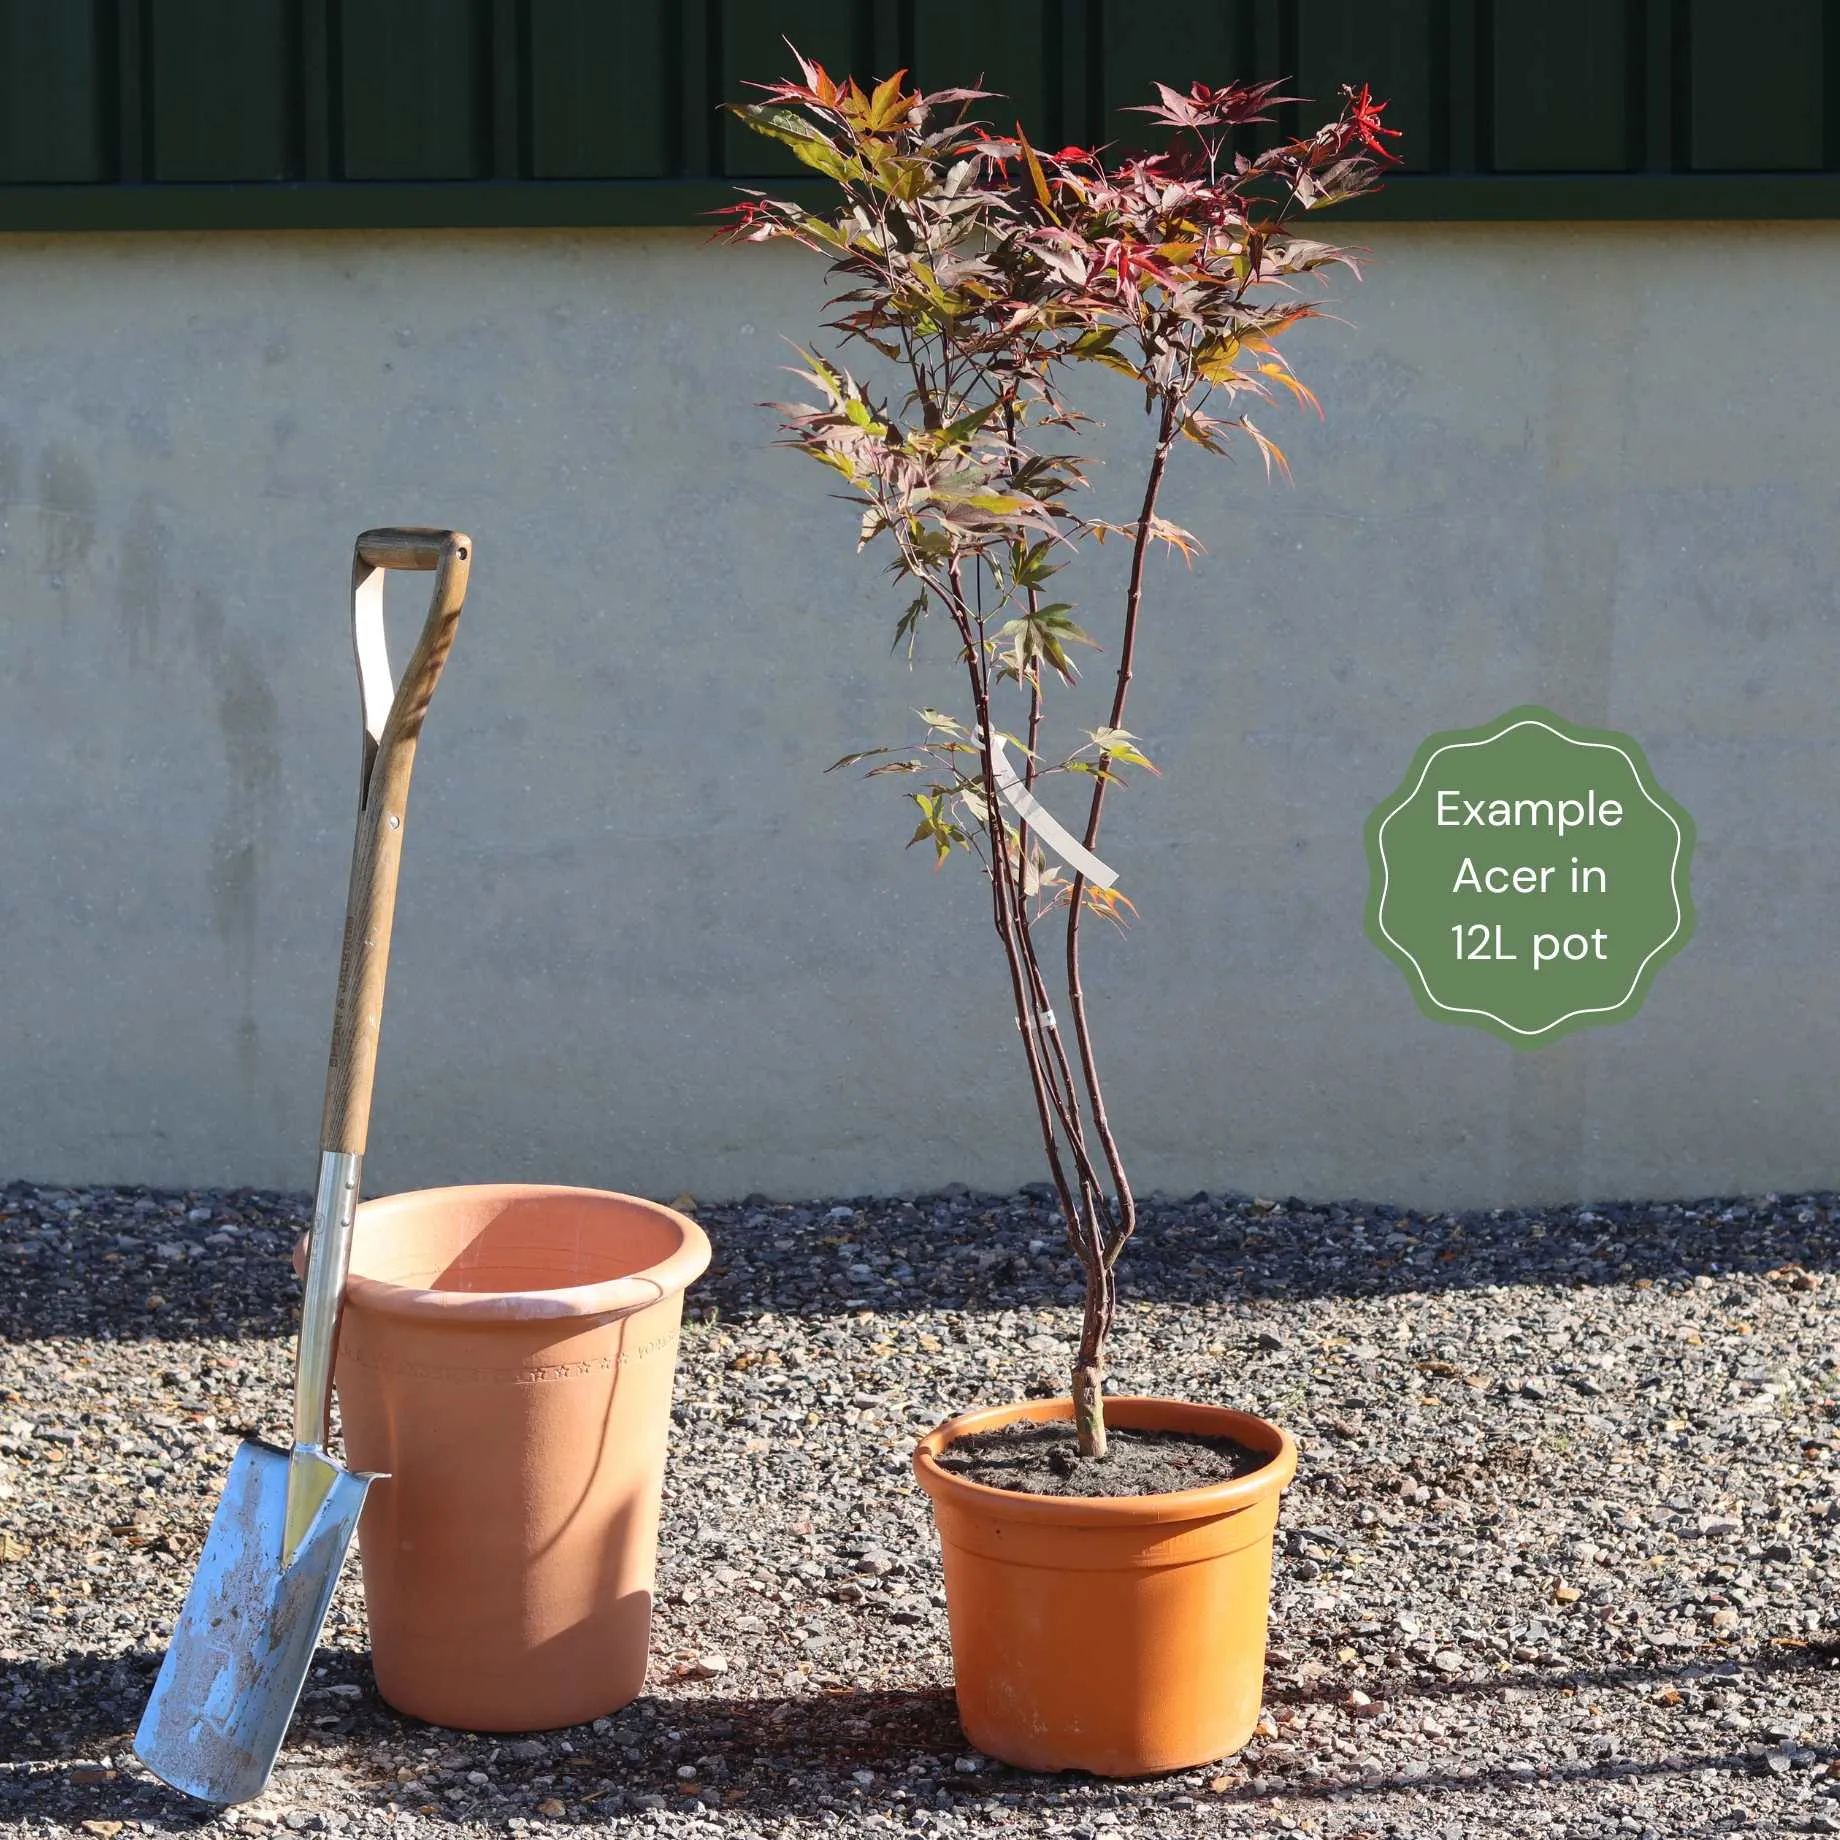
[912,1395,1297,1776]
[308,1184,710,1731]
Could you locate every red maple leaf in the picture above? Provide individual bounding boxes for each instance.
[1342,83,1402,163]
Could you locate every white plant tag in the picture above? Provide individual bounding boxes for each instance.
[988,737,1117,889]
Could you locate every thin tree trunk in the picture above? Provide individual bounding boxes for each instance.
[941,565,1096,1276]
[1062,394,1181,1454]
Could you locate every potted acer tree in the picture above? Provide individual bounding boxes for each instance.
[724,60,1396,1775]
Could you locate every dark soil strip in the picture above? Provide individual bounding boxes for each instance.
[935,1420,1272,1498]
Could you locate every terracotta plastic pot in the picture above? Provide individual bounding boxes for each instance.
[300,1184,710,1731]
[912,1395,1297,1776]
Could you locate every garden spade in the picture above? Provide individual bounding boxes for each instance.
[135,528,473,1804]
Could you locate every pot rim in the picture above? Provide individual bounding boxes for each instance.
[296,1183,712,1323]
[911,1394,1298,1526]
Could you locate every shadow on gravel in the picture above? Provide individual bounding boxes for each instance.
[1266,1637,1840,1710]
[0,1649,222,1833]
[6,1642,1839,1826]
[1215,1743,1840,1813]
[0,1647,154,1763]
[690,1189,1840,1324]
[4,1186,1840,1344]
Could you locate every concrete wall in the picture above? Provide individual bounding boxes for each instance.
[1,223,1835,1209]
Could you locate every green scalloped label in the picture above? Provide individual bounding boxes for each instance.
[1364,707,1696,1047]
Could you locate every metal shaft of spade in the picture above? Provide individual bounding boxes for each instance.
[284,1149,363,1562]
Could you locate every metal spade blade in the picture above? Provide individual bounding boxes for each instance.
[134,1440,377,1803]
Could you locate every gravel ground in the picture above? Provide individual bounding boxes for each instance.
[1,1180,1837,1839]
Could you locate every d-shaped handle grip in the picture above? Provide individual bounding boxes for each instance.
[355,527,467,572]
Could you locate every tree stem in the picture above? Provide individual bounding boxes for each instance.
[942,560,1092,1262]
[1062,393,1181,1357]
[1072,1356,1108,1460]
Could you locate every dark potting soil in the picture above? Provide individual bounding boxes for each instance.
[935,1420,1272,1498]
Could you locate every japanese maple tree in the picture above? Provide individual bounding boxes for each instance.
[724,59,1398,1458]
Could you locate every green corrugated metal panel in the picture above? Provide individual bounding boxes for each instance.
[1689,0,1825,172]
[1100,2,1252,158]
[339,0,492,180]
[911,1,1056,151]
[0,0,111,182]
[1294,2,1436,174]
[1491,0,1637,174]
[0,0,1835,223]
[719,0,874,178]
[528,0,671,178]
[148,0,296,181]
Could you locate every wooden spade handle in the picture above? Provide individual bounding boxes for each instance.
[319,529,473,1155]
[357,529,453,571]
